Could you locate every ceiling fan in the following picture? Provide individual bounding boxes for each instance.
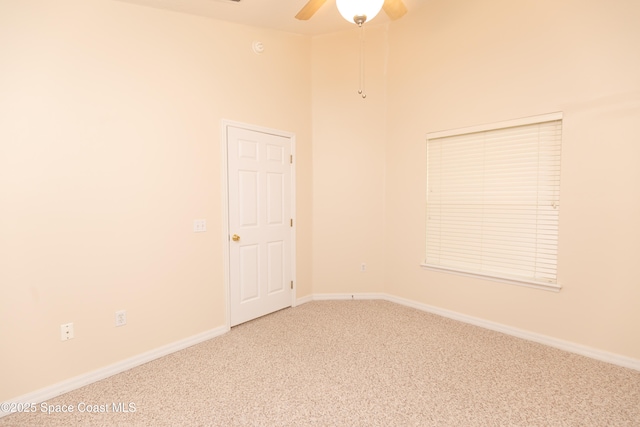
[295,0,408,24]
[297,0,408,99]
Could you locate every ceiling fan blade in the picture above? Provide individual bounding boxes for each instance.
[383,0,408,20]
[295,0,328,20]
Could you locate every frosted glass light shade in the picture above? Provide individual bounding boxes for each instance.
[336,0,385,25]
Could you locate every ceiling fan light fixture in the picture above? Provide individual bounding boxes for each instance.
[336,0,385,26]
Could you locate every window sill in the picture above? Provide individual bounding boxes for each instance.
[420,263,561,292]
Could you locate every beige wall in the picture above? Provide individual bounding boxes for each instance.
[384,0,640,359]
[0,0,312,401]
[311,26,388,295]
[2,0,640,405]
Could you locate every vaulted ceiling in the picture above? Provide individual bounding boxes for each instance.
[114,0,424,35]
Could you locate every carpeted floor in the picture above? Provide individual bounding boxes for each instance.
[2,300,639,426]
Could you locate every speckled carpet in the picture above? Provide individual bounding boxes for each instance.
[2,300,639,426]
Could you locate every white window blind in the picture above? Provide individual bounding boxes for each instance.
[424,114,562,291]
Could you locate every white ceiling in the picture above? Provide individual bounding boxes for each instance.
[114,0,423,36]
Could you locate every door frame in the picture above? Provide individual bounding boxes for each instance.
[221,119,297,328]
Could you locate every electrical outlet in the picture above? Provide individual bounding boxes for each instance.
[360,263,367,272]
[193,219,207,232]
[61,323,74,341]
[115,310,127,327]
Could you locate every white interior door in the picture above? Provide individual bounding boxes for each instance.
[227,125,293,327]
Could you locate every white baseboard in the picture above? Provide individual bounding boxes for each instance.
[0,325,229,419]
[297,292,640,372]
[310,293,386,301]
[294,295,314,306]
[382,294,640,372]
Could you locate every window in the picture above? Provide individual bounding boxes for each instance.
[422,113,562,291]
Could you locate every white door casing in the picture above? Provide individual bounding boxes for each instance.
[224,122,294,327]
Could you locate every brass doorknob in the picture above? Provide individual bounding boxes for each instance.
[232,234,240,241]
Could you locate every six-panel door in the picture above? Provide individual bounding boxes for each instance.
[227,126,292,327]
